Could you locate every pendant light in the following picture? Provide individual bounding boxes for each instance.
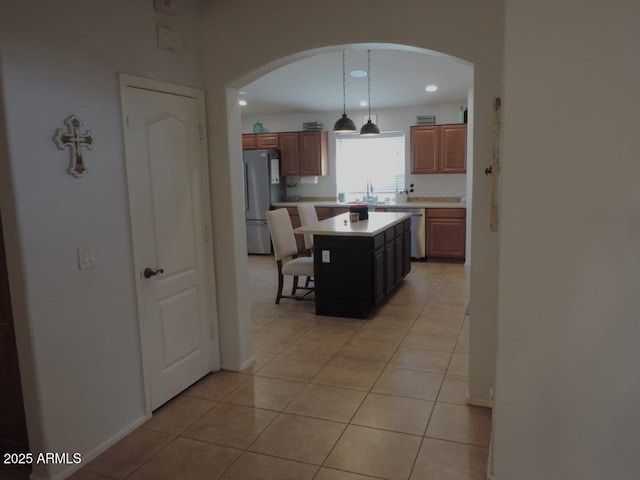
[333,51,357,133]
[360,49,380,135]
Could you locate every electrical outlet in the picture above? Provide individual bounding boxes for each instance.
[322,250,331,263]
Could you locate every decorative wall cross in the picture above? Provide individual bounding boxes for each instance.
[53,115,95,178]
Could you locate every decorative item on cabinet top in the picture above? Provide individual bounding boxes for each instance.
[416,115,436,125]
[303,122,323,131]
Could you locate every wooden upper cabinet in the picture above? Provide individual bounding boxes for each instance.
[279,132,300,176]
[411,126,439,174]
[411,124,467,174]
[242,134,256,150]
[440,124,467,173]
[243,133,279,150]
[256,133,279,149]
[299,131,328,176]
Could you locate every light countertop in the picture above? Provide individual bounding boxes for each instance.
[274,200,465,209]
[295,212,412,237]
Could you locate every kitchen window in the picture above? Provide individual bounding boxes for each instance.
[335,132,405,203]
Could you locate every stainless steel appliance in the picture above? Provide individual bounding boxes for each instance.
[387,207,426,259]
[244,149,285,254]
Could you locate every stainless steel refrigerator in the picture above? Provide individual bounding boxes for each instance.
[244,149,285,254]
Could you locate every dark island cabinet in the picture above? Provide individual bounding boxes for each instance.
[314,218,411,318]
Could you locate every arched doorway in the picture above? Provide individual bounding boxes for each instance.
[200,2,502,412]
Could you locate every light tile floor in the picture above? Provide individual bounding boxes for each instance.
[71,255,490,480]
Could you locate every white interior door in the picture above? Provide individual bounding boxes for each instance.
[120,77,219,410]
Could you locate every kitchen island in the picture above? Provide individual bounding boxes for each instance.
[296,212,412,318]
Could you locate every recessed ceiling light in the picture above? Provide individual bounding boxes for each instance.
[239,91,247,95]
[425,85,438,92]
[238,99,247,106]
[351,70,367,78]
[360,100,368,107]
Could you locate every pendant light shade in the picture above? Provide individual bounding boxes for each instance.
[360,50,379,135]
[334,113,356,132]
[333,51,357,133]
[360,118,380,135]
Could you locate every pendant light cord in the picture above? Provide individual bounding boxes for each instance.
[367,50,372,120]
[342,51,347,115]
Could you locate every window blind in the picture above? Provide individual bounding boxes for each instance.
[336,132,405,199]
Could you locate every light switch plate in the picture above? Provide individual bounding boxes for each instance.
[157,26,181,52]
[322,250,331,263]
[154,0,176,14]
[78,244,97,270]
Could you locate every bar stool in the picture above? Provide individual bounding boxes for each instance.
[265,209,314,304]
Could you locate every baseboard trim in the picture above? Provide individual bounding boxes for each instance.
[31,413,150,480]
[221,355,254,372]
[465,394,493,408]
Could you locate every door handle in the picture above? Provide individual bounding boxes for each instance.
[244,163,250,211]
[143,267,164,279]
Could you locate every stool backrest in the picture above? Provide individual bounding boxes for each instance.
[297,204,318,250]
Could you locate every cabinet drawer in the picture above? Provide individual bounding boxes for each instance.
[384,227,395,243]
[426,208,466,219]
[256,133,279,149]
[373,233,385,250]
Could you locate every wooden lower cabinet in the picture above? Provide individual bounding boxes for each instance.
[315,207,332,221]
[426,208,466,259]
[282,207,306,253]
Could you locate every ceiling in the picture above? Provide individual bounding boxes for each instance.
[239,48,473,117]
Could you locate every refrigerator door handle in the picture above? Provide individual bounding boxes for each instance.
[244,163,250,211]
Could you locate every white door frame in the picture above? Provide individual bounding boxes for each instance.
[118,73,219,415]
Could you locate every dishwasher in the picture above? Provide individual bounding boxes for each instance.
[386,207,426,259]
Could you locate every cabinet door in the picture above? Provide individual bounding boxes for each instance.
[242,134,257,150]
[426,218,466,258]
[385,241,396,292]
[256,133,279,149]
[411,126,439,174]
[373,247,386,305]
[299,131,328,176]
[440,124,467,173]
[279,132,300,176]
[394,235,403,284]
[402,231,411,277]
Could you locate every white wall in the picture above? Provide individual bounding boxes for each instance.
[494,1,640,479]
[0,1,205,479]
[203,0,502,407]
[241,104,467,199]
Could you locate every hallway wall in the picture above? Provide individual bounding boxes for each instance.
[494,1,640,478]
[0,1,205,478]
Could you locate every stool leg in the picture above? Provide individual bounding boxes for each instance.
[292,275,299,295]
[275,262,284,304]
